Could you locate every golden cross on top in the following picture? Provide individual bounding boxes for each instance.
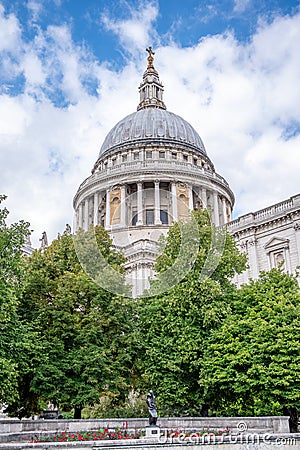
[146,46,155,67]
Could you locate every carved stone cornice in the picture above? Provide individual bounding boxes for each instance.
[294,222,300,231]
[230,212,298,239]
[125,261,155,272]
[248,238,257,247]
[239,241,248,250]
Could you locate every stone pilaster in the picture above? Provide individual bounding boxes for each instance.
[294,222,300,267]
[248,237,259,279]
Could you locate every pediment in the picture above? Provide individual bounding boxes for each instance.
[264,236,289,250]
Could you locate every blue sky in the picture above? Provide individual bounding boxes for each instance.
[0,0,300,245]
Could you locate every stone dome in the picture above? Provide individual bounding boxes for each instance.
[99,108,207,157]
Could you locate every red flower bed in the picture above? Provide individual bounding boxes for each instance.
[30,427,144,443]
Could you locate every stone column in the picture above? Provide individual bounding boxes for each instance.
[78,202,83,229]
[201,187,207,208]
[93,192,98,226]
[171,182,178,222]
[132,268,137,299]
[154,180,161,225]
[105,189,110,228]
[120,185,126,227]
[222,197,227,225]
[213,192,219,226]
[143,264,151,292]
[189,186,194,211]
[139,264,144,296]
[137,182,143,225]
[84,198,89,231]
[284,246,292,274]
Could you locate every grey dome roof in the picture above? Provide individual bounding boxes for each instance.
[99,108,207,157]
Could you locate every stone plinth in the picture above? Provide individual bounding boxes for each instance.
[145,426,160,439]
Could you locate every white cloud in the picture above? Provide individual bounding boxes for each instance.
[27,0,43,23]
[101,1,159,56]
[233,0,252,13]
[152,14,300,217]
[0,4,22,52]
[0,1,300,248]
[21,52,45,86]
[0,95,30,134]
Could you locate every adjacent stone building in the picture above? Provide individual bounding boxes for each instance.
[73,50,300,294]
[228,194,300,286]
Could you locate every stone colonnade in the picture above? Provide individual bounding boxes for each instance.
[76,180,232,230]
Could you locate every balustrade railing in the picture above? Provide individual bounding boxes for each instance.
[227,197,296,231]
[78,159,229,191]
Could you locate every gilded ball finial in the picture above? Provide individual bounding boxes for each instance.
[146,46,155,68]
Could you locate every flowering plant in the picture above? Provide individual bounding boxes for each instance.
[30,427,144,443]
[164,427,231,438]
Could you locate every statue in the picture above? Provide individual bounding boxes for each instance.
[64,224,72,235]
[146,46,155,68]
[39,231,48,251]
[146,390,158,426]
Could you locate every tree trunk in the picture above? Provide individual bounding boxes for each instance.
[74,406,82,419]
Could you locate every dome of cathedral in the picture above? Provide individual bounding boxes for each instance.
[99,108,207,157]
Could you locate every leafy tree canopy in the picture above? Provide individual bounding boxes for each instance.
[9,225,134,418]
[136,209,247,415]
[0,195,31,406]
[200,269,300,416]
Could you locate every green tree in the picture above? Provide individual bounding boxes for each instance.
[16,226,134,418]
[0,195,31,407]
[136,209,247,415]
[200,269,300,416]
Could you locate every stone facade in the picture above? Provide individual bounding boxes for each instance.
[228,194,300,286]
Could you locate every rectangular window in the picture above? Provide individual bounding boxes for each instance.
[193,158,197,165]
[172,152,177,159]
[160,210,168,225]
[159,151,165,159]
[134,152,139,160]
[183,154,188,161]
[146,151,152,159]
[146,209,154,225]
[122,154,127,162]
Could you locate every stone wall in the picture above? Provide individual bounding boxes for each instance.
[228,193,300,286]
[0,416,289,442]
[0,433,299,450]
